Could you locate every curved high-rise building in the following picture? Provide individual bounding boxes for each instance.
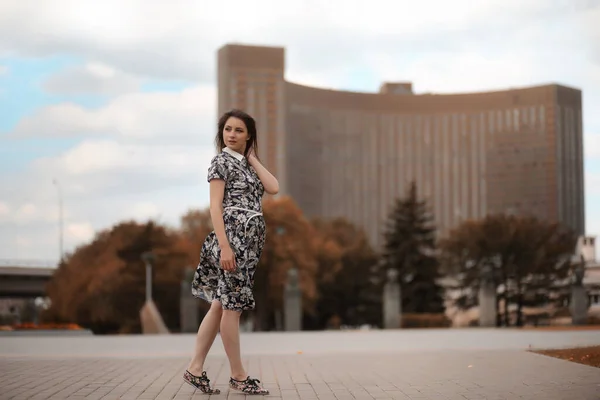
[217,44,585,248]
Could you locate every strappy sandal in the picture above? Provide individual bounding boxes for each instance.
[183,370,221,394]
[229,376,269,395]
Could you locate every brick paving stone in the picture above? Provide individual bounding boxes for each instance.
[1,330,600,399]
[1,350,599,399]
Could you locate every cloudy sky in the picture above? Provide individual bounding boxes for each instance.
[0,0,599,264]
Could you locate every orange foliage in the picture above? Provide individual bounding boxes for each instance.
[13,323,83,330]
[43,196,377,333]
[179,209,213,258]
[251,196,341,330]
[401,313,451,329]
[45,220,196,334]
[311,216,375,280]
[310,217,381,328]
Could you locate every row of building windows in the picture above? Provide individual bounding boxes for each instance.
[298,105,553,247]
[555,105,584,235]
[229,78,583,245]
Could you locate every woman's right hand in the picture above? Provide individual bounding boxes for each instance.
[220,245,237,272]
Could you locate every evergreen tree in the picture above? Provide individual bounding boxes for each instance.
[381,181,445,313]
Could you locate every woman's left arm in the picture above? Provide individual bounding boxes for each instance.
[248,151,279,195]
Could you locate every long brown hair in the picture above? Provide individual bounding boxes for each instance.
[215,109,259,159]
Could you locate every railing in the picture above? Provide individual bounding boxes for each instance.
[0,259,57,268]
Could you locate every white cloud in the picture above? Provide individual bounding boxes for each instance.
[8,85,216,140]
[38,141,212,185]
[0,65,7,75]
[10,200,67,225]
[129,202,161,222]
[0,131,216,261]
[377,53,544,94]
[585,171,600,238]
[586,171,600,197]
[15,203,37,223]
[42,62,141,96]
[585,133,600,159]
[15,235,32,248]
[42,140,205,176]
[0,202,9,221]
[66,222,94,242]
[4,139,215,205]
[0,0,220,81]
[0,80,217,261]
[0,0,597,83]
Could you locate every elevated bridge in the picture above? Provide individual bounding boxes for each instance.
[0,260,56,298]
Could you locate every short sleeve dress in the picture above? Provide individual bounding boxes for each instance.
[191,147,266,311]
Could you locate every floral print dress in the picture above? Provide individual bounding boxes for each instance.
[191,147,266,312]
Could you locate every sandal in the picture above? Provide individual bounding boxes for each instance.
[229,376,269,395]
[183,370,221,394]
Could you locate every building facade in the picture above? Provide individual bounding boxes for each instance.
[217,44,585,248]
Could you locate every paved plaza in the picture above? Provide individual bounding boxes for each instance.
[1,329,600,399]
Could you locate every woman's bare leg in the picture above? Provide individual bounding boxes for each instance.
[220,309,247,380]
[187,300,223,375]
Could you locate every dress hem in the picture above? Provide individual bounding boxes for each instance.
[191,289,256,312]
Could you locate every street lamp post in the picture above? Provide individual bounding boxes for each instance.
[139,250,169,334]
[277,225,302,331]
[52,179,64,261]
[142,252,155,303]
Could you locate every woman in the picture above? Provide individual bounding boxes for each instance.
[183,109,278,395]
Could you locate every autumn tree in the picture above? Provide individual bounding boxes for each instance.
[440,214,516,325]
[440,214,577,326]
[310,217,380,329]
[180,209,213,251]
[505,216,576,325]
[44,220,192,334]
[380,181,445,313]
[178,208,214,311]
[250,196,325,331]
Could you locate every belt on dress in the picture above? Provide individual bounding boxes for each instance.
[224,206,263,236]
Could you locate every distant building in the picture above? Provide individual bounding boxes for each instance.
[576,235,600,307]
[217,43,585,248]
